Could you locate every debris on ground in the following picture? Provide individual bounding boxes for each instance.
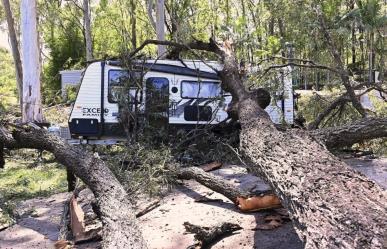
[236,194,282,212]
[0,158,385,249]
[184,221,242,249]
[199,161,223,172]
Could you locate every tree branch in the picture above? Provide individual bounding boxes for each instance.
[310,117,387,148]
[127,39,223,59]
[0,125,147,249]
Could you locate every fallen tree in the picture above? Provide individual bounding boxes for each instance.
[0,125,147,249]
[183,221,242,249]
[147,39,387,248]
[217,42,387,249]
[1,38,386,248]
[178,166,282,212]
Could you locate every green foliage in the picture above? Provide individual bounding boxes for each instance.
[106,144,177,197]
[0,155,67,201]
[40,2,86,104]
[297,89,362,127]
[0,48,17,112]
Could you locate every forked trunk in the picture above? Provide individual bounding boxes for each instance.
[2,0,23,109]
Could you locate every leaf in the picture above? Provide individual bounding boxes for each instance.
[236,195,282,212]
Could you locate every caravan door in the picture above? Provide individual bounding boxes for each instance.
[145,77,170,128]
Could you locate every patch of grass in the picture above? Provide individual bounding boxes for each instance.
[0,159,68,201]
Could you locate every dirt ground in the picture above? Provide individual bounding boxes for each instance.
[0,157,386,249]
[0,192,70,249]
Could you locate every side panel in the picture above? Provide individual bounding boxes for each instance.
[69,62,103,136]
[264,68,294,124]
[283,68,294,124]
[169,74,230,125]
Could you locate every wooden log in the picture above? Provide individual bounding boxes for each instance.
[184,221,242,249]
[177,167,281,212]
[310,117,387,149]
[177,167,250,203]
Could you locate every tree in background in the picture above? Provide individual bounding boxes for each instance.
[1,0,22,110]
[83,0,93,61]
[40,1,86,104]
[0,48,17,112]
[20,0,43,122]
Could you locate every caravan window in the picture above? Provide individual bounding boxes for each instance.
[181,81,221,98]
[108,70,141,103]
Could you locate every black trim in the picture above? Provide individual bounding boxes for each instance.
[69,119,99,136]
[99,61,105,137]
[184,106,213,121]
[108,61,219,80]
[107,69,127,104]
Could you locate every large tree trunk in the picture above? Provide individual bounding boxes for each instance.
[310,117,387,149]
[217,44,386,249]
[130,0,137,49]
[83,0,93,61]
[0,126,147,249]
[2,0,23,109]
[20,0,43,122]
[156,0,166,57]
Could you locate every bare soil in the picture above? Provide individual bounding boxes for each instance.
[0,157,385,249]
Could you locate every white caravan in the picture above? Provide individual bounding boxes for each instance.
[67,60,294,143]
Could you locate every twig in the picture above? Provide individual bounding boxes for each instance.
[135,200,161,218]
[184,221,242,249]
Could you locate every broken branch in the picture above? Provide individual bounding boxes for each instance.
[184,221,242,249]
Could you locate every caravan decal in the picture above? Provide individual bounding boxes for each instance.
[82,107,109,117]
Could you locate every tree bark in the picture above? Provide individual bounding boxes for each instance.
[66,168,76,192]
[156,0,166,57]
[83,0,93,61]
[216,43,386,249]
[310,117,387,149]
[130,0,137,49]
[0,126,147,249]
[2,0,23,109]
[178,167,250,203]
[184,221,242,248]
[20,0,43,123]
[125,38,387,248]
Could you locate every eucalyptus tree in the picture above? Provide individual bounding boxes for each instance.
[20,0,43,122]
[1,0,22,109]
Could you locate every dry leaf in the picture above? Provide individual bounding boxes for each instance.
[194,196,223,203]
[236,194,282,212]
